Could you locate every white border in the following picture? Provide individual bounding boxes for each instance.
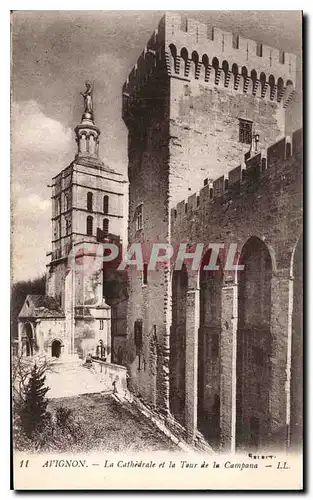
[2,3,310,498]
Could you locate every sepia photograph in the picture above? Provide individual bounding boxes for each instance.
[10,9,303,490]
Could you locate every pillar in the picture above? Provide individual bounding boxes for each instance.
[107,312,111,363]
[220,276,238,452]
[185,277,200,444]
[159,263,171,416]
[269,268,290,448]
[80,134,86,153]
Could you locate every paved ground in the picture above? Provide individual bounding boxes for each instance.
[48,392,178,453]
[45,361,113,399]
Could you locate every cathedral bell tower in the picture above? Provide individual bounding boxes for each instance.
[46,81,127,361]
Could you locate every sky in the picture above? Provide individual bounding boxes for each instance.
[11,10,302,282]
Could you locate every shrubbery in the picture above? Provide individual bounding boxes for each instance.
[13,359,83,452]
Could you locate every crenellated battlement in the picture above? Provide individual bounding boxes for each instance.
[171,128,302,223]
[122,12,297,122]
[163,13,297,84]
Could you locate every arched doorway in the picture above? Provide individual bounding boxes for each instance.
[290,235,303,448]
[170,264,188,426]
[22,323,34,357]
[51,340,62,358]
[198,249,223,445]
[237,236,272,449]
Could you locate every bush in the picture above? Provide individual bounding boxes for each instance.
[19,363,50,438]
[13,362,85,452]
[55,406,72,428]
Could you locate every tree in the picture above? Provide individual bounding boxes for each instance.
[19,363,50,438]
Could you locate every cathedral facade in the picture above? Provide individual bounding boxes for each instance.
[122,13,302,451]
[18,83,128,363]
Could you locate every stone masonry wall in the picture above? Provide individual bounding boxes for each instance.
[125,90,171,408]
[122,11,301,446]
[171,131,302,448]
[169,77,285,205]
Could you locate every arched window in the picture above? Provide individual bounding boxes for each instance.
[87,192,93,211]
[103,195,109,214]
[86,215,93,236]
[103,218,109,237]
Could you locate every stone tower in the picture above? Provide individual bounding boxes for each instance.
[46,82,128,360]
[122,13,298,427]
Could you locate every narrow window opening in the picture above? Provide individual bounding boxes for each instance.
[239,119,253,144]
[103,195,109,214]
[103,218,109,237]
[86,215,93,236]
[87,192,93,211]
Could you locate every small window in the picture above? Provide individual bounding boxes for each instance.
[204,178,208,186]
[209,188,213,199]
[103,195,109,214]
[256,43,263,57]
[103,218,109,237]
[135,204,143,231]
[185,203,188,214]
[279,50,285,64]
[99,319,104,330]
[232,34,239,49]
[197,195,200,207]
[173,209,177,218]
[87,192,93,211]
[86,215,93,236]
[142,263,148,285]
[239,119,252,144]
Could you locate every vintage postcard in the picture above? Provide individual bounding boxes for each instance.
[11,10,303,490]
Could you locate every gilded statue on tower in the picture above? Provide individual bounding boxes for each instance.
[80,80,93,116]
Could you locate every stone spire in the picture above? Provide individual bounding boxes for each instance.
[75,80,100,159]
